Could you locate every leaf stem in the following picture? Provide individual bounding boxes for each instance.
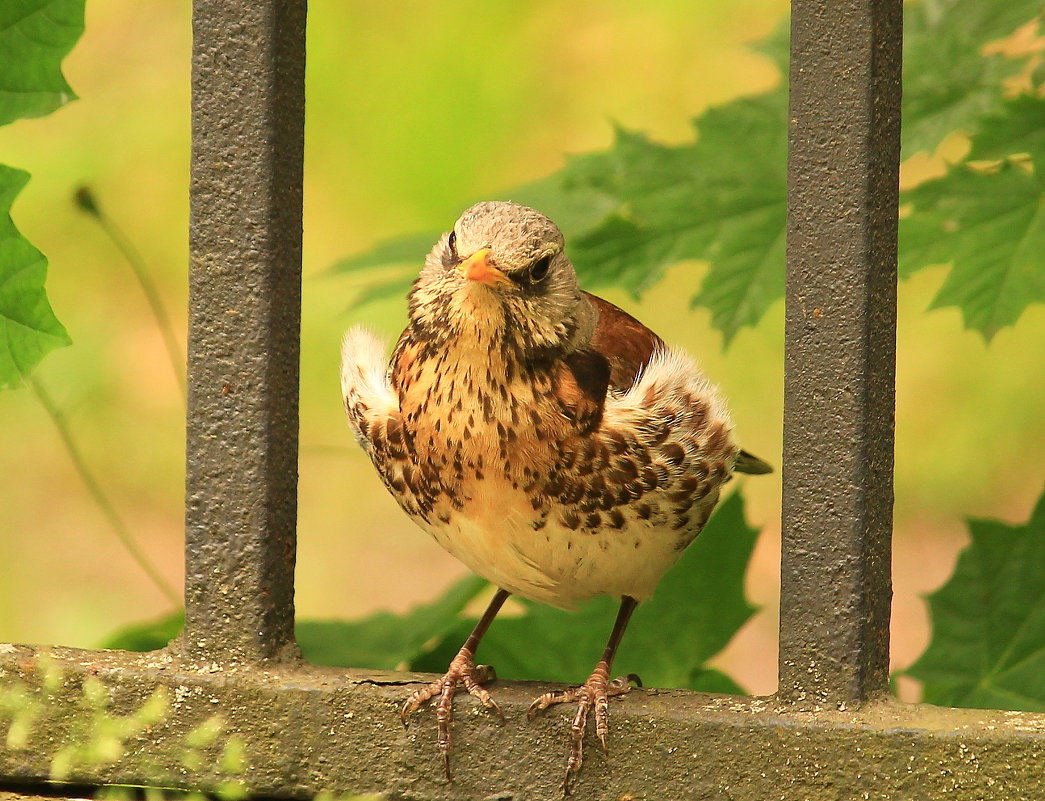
[74,186,186,399]
[28,374,180,607]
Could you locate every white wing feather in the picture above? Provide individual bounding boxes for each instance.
[340,327,399,449]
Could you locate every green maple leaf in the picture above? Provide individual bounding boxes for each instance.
[295,575,487,670]
[336,93,787,345]
[559,126,719,295]
[683,95,787,340]
[967,94,1045,162]
[0,166,71,389]
[564,96,788,343]
[906,487,1045,711]
[330,162,621,307]
[0,0,84,125]
[331,230,440,276]
[412,490,759,693]
[336,4,1044,342]
[733,5,1041,159]
[902,0,1041,155]
[898,92,1045,339]
[1,0,82,388]
[898,162,1045,339]
[101,610,184,651]
[100,575,490,671]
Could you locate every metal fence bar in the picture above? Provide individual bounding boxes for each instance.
[182,0,307,664]
[779,0,902,704]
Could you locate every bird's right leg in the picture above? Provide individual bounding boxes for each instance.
[527,595,641,795]
[401,587,510,778]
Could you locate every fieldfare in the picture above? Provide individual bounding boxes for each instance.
[341,201,770,793]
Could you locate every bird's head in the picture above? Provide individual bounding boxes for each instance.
[408,201,593,358]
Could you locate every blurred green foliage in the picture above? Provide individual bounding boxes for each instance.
[0,655,170,782]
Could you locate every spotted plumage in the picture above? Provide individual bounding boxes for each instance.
[341,200,769,792]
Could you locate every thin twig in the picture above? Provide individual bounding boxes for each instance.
[29,374,180,607]
[74,187,186,399]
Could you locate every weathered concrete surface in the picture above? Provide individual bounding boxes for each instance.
[1,645,1043,801]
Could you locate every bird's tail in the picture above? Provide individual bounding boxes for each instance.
[734,449,773,475]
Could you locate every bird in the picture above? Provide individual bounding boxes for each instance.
[340,200,770,794]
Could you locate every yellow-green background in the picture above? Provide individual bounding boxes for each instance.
[0,0,1042,699]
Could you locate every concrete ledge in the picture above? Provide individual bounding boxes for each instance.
[1,645,1043,801]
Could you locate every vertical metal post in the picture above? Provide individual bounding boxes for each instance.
[182,0,306,663]
[779,0,902,704]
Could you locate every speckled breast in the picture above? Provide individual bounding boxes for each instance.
[373,338,736,608]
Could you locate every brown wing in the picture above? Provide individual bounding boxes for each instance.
[552,349,611,434]
[582,291,664,391]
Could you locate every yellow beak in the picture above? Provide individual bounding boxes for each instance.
[457,248,510,286]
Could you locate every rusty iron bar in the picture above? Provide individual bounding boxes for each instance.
[780,0,902,704]
[182,0,307,664]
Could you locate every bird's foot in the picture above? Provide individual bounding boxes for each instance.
[400,646,504,779]
[527,660,641,796]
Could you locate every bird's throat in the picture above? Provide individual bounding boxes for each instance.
[394,329,569,496]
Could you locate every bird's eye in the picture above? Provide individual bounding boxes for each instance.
[529,254,552,282]
[447,230,458,259]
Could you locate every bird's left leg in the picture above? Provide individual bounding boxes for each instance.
[401,587,510,778]
[527,595,641,795]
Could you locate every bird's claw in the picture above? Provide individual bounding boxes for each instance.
[527,662,640,795]
[400,649,501,779]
